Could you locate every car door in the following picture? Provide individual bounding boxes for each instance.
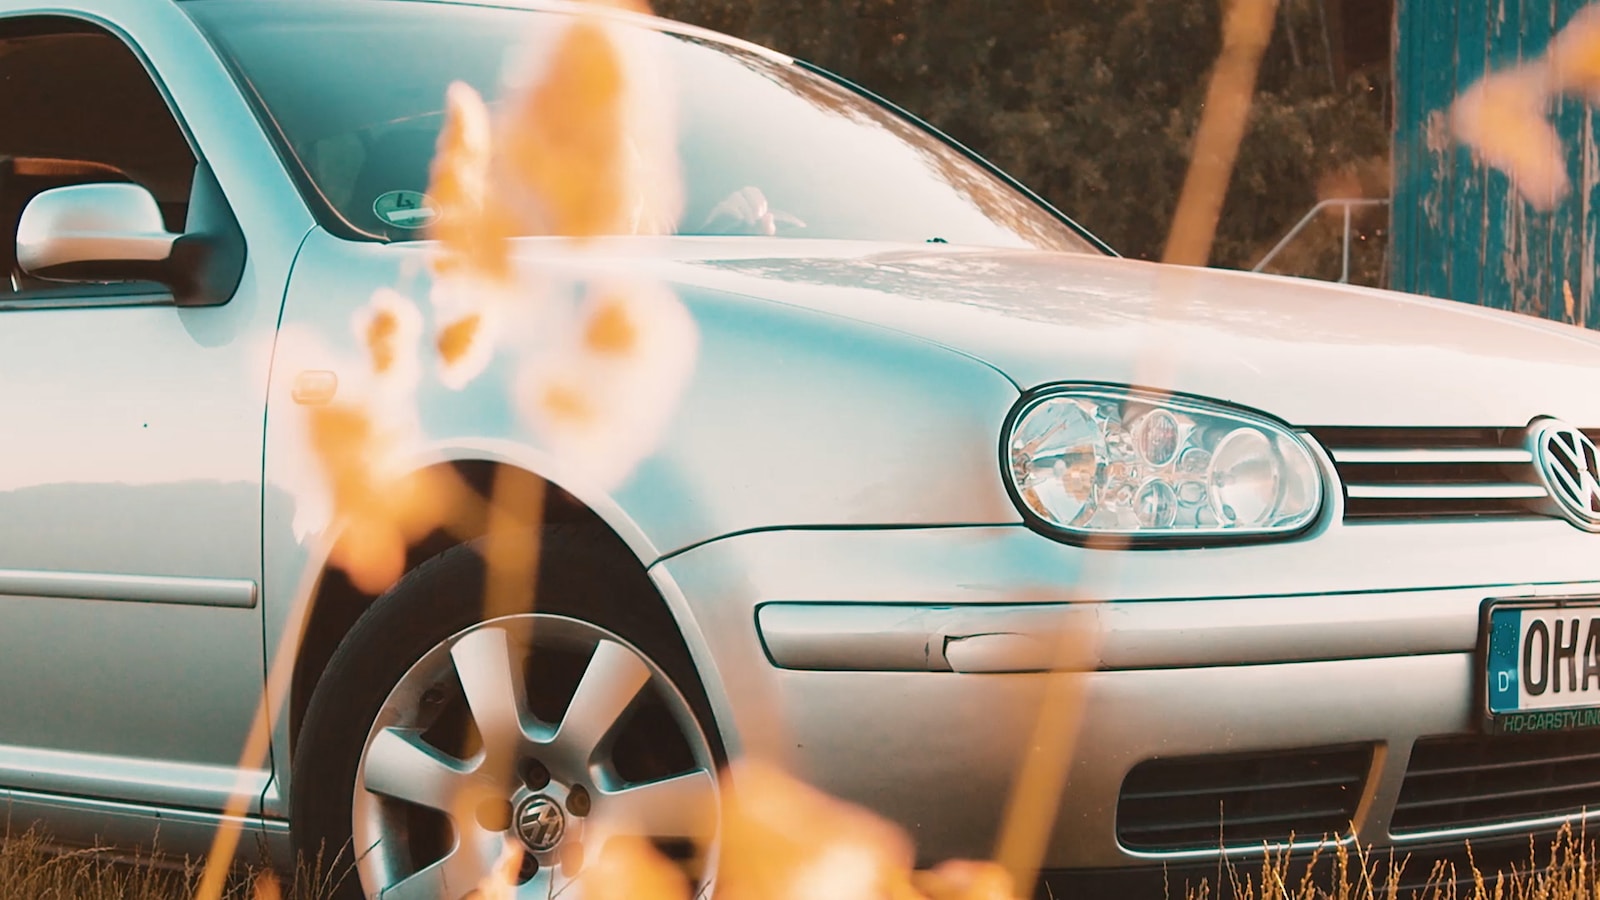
[0,2,315,848]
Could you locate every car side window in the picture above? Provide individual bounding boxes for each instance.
[0,17,195,300]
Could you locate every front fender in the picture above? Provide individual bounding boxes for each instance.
[269,230,1023,562]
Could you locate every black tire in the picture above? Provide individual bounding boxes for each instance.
[290,526,720,898]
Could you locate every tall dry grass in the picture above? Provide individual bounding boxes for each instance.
[13,822,1600,899]
[0,827,340,900]
[1181,825,1600,900]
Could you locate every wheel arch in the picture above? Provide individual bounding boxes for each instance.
[283,454,728,764]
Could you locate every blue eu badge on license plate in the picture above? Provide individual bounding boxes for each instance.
[1483,599,1600,733]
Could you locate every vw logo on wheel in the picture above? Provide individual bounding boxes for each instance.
[514,796,567,852]
[1531,418,1600,531]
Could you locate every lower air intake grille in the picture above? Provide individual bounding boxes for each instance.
[1116,745,1371,852]
[1392,732,1600,835]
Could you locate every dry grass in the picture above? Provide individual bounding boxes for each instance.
[12,823,1600,899]
[1179,826,1600,900]
[0,827,342,900]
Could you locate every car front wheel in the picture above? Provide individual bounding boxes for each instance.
[292,533,721,899]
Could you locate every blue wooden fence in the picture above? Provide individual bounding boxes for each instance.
[1392,0,1600,327]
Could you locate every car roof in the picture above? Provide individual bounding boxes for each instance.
[172,0,794,65]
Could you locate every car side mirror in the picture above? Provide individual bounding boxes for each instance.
[16,182,176,282]
[14,167,245,307]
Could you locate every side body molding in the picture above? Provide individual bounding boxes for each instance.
[0,568,256,607]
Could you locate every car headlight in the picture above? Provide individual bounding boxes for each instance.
[1003,387,1323,541]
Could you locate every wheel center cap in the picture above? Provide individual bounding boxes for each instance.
[513,795,566,852]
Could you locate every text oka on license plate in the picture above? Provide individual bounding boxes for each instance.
[1486,603,1600,732]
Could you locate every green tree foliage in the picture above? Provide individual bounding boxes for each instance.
[655,0,1391,283]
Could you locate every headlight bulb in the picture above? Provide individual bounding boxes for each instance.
[1134,409,1180,466]
[1208,428,1282,526]
[1135,480,1179,528]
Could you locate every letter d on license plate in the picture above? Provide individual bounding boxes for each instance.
[1483,598,1600,733]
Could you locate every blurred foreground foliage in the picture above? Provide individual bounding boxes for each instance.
[0,827,337,900]
[655,0,1392,283]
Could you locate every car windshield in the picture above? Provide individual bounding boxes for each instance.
[183,0,1100,253]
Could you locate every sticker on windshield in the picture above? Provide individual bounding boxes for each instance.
[373,190,440,230]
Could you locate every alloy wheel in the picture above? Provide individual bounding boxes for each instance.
[351,614,719,899]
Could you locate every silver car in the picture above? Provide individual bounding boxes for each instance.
[3,0,1600,897]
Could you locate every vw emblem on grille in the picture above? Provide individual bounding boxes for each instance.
[514,796,566,852]
[1530,418,1600,531]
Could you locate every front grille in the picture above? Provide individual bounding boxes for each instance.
[1392,732,1600,834]
[1307,426,1574,521]
[1116,745,1371,852]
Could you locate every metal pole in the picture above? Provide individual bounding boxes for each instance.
[1341,202,1353,283]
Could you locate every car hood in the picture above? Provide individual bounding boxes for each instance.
[413,237,1600,429]
[629,240,1600,428]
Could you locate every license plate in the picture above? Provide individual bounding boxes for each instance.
[1482,598,1600,733]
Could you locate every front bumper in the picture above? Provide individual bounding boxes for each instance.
[648,518,1600,871]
